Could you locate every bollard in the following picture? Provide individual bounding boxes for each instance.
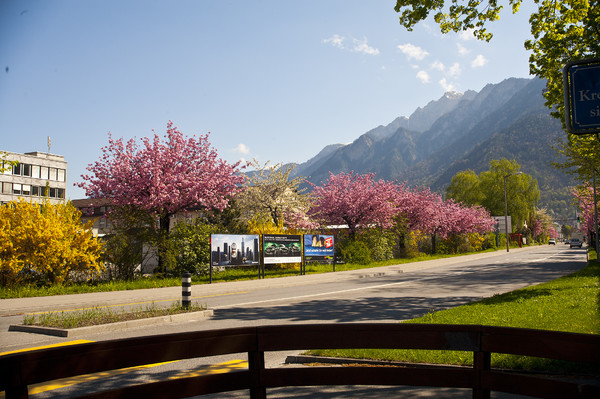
[182,272,191,309]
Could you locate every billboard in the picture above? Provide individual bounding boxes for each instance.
[263,234,302,264]
[211,234,260,266]
[494,216,511,235]
[304,234,335,263]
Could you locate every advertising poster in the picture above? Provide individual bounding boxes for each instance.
[263,234,302,264]
[304,234,335,263]
[211,234,260,266]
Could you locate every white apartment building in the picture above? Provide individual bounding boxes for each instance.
[0,151,68,205]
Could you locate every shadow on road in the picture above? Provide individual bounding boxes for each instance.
[211,295,480,323]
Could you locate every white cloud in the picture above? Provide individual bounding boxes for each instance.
[431,60,445,71]
[448,62,462,77]
[323,34,379,55]
[323,34,345,49]
[471,54,487,68]
[457,43,470,55]
[353,37,380,55]
[416,70,430,83]
[459,29,476,41]
[233,143,250,155]
[439,78,456,92]
[397,43,429,60]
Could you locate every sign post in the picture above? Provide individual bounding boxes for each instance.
[563,58,600,135]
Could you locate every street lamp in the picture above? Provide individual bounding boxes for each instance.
[504,172,523,252]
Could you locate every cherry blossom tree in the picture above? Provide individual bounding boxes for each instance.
[308,172,401,239]
[528,208,555,243]
[572,184,599,244]
[400,187,496,254]
[78,121,245,270]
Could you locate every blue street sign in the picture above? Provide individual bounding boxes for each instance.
[563,58,600,135]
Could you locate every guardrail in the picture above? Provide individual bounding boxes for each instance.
[1,324,599,398]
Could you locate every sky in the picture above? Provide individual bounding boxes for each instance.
[0,0,537,199]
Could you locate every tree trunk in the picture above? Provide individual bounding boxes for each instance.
[157,214,171,273]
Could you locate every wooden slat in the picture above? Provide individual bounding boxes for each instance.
[256,323,481,352]
[1,327,256,389]
[262,366,475,388]
[481,326,600,363]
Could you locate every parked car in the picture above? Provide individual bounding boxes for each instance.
[548,238,556,245]
[565,239,570,245]
[570,238,583,248]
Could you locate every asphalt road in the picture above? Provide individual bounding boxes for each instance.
[0,244,590,398]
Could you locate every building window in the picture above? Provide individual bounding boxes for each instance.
[13,184,21,195]
[22,164,31,177]
[1,182,10,194]
[40,167,49,180]
[31,165,40,178]
[32,186,39,196]
[49,168,57,181]
[12,164,21,176]
[58,169,65,182]
[22,184,31,196]
[49,187,56,198]
[57,188,65,199]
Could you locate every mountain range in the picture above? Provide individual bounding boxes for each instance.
[289,77,575,221]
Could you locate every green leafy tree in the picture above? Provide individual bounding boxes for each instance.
[102,206,157,281]
[554,134,600,183]
[447,159,540,231]
[445,169,484,206]
[168,218,214,276]
[561,223,574,238]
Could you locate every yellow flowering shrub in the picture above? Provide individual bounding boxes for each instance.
[0,199,104,287]
[247,214,287,235]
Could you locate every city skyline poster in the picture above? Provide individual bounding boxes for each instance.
[211,234,260,266]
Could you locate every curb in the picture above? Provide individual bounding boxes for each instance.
[284,354,466,370]
[8,309,214,337]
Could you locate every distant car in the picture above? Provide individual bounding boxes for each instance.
[565,239,570,245]
[570,238,582,248]
[548,238,556,245]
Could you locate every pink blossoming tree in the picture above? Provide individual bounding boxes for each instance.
[401,187,496,254]
[78,121,245,270]
[572,184,599,241]
[308,172,401,239]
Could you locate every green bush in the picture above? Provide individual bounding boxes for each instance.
[482,232,498,250]
[168,219,215,276]
[339,240,372,265]
[359,229,395,261]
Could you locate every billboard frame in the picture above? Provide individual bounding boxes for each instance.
[563,57,600,135]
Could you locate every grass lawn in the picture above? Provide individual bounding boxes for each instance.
[308,253,599,373]
[22,301,206,329]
